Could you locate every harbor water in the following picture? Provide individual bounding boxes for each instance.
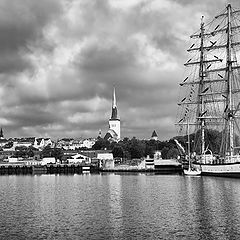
[1,173,240,239]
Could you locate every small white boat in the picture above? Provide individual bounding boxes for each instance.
[182,119,201,176]
[184,168,201,176]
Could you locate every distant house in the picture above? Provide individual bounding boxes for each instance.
[44,138,53,147]
[34,138,44,149]
[67,153,91,164]
[0,138,8,148]
[15,137,35,148]
[97,153,113,160]
[41,157,56,165]
[34,138,53,150]
[2,141,15,151]
[57,138,74,150]
[81,139,95,149]
[56,138,96,150]
[70,140,82,150]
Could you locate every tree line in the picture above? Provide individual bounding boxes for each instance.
[9,128,227,161]
[92,129,226,160]
[92,137,179,159]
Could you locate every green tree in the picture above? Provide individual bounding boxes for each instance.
[92,138,110,150]
[41,145,52,157]
[129,138,146,159]
[112,145,124,158]
[41,145,63,160]
[161,147,169,159]
[166,148,179,159]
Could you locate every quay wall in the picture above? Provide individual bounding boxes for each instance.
[101,165,183,174]
[0,164,183,175]
[0,164,99,175]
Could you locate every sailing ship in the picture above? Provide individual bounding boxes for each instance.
[176,4,240,177]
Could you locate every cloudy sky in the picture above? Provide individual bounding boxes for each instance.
[0,0,239,140]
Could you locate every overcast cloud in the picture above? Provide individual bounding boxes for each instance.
[0,0,239,140]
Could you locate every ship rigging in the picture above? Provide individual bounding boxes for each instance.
[176,4,240,176]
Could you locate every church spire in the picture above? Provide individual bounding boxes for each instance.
[0,127,3,139]
[111,87,119,120]
[105,87,121,141]
[112,87,117,108]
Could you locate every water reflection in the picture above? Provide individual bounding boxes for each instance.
[106,174,123,239]
[182,177,240,239]
[1,174,240,239]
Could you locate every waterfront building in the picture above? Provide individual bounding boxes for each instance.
[97,152,114,169]
[142,151,181,170]
[67,153,91,164]
[97,152,113,160]
[41,157,56,165]
[104,88,121,141]
[145,155,155,169]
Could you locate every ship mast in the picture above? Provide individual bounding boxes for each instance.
[199,16,205,157]
[187,118,191,166]
[226,4,234,158]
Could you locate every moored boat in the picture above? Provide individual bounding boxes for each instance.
[183,168,201,176]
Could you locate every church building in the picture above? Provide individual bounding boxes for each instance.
[104,88,121,141]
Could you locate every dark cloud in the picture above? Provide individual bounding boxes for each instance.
[0,0,240,139]
[0,0,62,73]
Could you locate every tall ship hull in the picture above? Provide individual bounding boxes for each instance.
[176,4,240,177]
[193,154,240,177]
[193,162,240,177]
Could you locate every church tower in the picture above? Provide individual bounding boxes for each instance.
[108,87,120,140]
[0,127,4,139]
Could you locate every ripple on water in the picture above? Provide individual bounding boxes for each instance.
[1,174,240,239]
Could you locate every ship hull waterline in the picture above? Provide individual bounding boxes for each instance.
[193,162,240,178]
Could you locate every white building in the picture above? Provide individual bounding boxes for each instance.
[58,138,96,150]
[34,138,53,149]
[97,153,114,169]
[97,153,113,160]
[14,137,35,148]
[41,157,56,165]
[81,139,95,149]
[67,153,91,164]
[144,155,155,169]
